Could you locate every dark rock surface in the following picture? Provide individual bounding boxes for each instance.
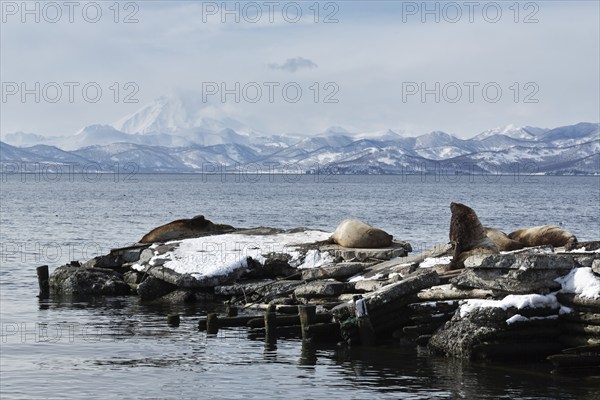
[49,265,131,296]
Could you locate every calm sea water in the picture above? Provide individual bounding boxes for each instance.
[1,174,599,399]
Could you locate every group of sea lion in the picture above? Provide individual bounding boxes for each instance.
[138,205,578,270]
[450,202,577,268]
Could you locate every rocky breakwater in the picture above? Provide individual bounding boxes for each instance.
[44,206,600,373]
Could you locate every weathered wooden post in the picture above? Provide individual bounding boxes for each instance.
[264,310,277,349]
[206,313,219,335]
[299,305,316,341]
[167,314,180,327]
[36,265,49,299]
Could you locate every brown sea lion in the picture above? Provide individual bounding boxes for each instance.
[508,225,577,248]
[330,219,393,248]
[449,203,499,268]
[484,227,524,251]
[139,215,235,244]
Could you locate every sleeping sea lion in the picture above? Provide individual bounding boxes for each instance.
[484,227,524,251]
[449,203,499,268]
[508,225,577,248]
[139,215,235,243]
[330,219,393,248]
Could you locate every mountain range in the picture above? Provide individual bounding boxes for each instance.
[1,95,599,175]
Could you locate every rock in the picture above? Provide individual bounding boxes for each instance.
[429,303,560,359]
[354,279,390,292]
[363,243,451,279]
[123,271,143,288]
[332,269,439,321]
[146,262,247,289]
[416,284,494,301]
[454,253,579,294]
[330,219,393,248]
[509,225,577,248]
[137,276,177,301]
[449,203,499,268]
[300,262,370,281]
[49,265,131,296]
[81,254,122,270]
[556,293,600,310]
[319,242,410,262]
[560,311,600,325]
[153,289,215,304]
[593,259,600,276]
[215,280,302,300]
[244,253,296,279]
[294,280,348,298]
[109,243,150,263]
[140,215,235,243]
[137,248,155,266]
[566,241,600,252]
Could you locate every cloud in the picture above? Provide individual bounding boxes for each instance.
[268,57,318,73]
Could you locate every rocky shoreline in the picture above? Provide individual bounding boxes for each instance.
[41,204,600,374]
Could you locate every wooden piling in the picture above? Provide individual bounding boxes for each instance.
[36,265,49,299]
[167,314,180,327]
[298,305,316,341]
[264,311,277,348]
[206,313,219,335]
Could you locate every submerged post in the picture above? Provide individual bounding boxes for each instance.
[36,265,49,299]
[206,313,219,335]
[298,305,316,341]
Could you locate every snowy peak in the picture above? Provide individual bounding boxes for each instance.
[474,124,548,141]
[112,94,248,135]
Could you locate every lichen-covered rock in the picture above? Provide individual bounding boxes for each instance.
[49,265,131,296]
[294,280,348,298]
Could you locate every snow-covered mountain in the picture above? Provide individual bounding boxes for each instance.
[2,94,598,175]
[113,94,250,135]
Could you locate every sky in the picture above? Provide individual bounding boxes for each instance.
[1,0,599,139]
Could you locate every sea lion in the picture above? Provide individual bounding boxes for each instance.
[330,219,393,248]
[449,203,499,268]
[484,227,524,251]
[508,225,577,248]
[139,215,235,244]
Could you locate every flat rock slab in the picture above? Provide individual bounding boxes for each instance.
[215,280,301,298]
[354,279,390,292]
[294,280,348,298]
[319,241,411,262]
[416,284,494,301]
[451,267,566,294]
[332,269,439,321]
[146,265,245,288]
[300,262,371,281]
[464,253,579,270]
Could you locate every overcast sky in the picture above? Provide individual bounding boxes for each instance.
[1,0,599,138]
